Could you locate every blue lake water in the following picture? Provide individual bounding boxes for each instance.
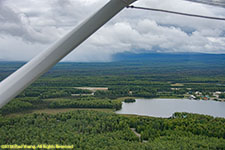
[116,99,225,118]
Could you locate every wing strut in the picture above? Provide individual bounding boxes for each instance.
[0,0,137,108]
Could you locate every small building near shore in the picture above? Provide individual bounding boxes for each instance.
[201,95,210,100]
[189,95,196,100]
[195,91,202,96]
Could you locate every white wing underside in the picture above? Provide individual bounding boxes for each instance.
[185,0,225,8]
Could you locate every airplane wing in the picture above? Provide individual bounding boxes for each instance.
[185,0,225,8]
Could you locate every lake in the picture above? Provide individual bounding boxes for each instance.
[116,99,225,118]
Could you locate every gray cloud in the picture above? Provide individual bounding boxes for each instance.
[0,0,225,62]
[0,1,62,44]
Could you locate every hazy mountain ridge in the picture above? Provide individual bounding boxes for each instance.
[112,52,225,64]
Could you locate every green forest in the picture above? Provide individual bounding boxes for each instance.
[0,111,224,149]
[0,56,225,149]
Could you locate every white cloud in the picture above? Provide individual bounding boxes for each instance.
[0,0,225,62]
[0,35,47,61]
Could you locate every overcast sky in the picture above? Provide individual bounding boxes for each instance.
[0,0,225,62]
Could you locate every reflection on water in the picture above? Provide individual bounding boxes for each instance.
[116,99,225,118]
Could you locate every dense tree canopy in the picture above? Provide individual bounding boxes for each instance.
[0,111,224,150]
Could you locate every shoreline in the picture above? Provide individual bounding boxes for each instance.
[127,97,225,102]
[3,96,225,118]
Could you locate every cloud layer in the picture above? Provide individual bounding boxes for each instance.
[0,0,225,61]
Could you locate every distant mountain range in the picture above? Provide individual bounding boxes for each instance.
[1,52,225,67]
[112,52,225,65]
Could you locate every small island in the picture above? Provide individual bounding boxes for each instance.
[124,98,136,103]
